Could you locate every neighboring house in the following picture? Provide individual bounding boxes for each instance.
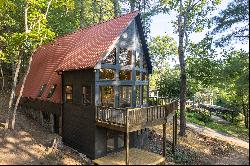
[19,11,178,165]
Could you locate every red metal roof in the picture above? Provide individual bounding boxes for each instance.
[21,11,139,103]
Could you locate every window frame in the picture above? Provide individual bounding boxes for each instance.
[47,84,57,98]
[64,85,73,103]
[37,84,47,97]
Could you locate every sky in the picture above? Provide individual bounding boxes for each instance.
[149,0,249,52]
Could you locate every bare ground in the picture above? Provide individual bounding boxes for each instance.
[0,93,249,165]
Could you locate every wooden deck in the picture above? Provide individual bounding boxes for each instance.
[93,148,165,165]
[95,101,178,132]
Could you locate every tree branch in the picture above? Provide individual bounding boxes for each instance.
[45,0,53,19]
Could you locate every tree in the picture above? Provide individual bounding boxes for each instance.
[1,0,116,129]
[212,0,249,47]
[219,51,249,127]
[160,0,221,136]
[112,0,120,16]
[120,0,164,37]
[149,35,177,70]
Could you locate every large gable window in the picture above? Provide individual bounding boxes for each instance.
[47,84,57,98]
[38,84,47,97]
[100,69,115,80]
[65,85,73,103]
[102,48,116,64]
[119,48,132,66]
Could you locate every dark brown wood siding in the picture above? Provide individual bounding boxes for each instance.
[62,69,96,159]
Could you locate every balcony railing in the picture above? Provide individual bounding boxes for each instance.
[95,101,178,132]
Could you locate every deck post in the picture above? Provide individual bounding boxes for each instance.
[163,123,166,157]
[50,113,55,133]
[125,108,129,165]
[40,111,44,126]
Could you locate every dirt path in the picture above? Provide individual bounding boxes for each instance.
[186,122,249,149]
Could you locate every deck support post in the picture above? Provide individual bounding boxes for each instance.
[125,108,129,165]
[40,111,44,126]
[172,111,177,153]
[163,123,166,157]
[50,113,55,133]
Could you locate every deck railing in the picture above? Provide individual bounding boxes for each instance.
[95,101,178,131]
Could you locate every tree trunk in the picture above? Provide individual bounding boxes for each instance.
[178,0,187,136]
[0,60,4,91]
[113,0,119,17]
[242,96,249,128]
[6,1,29,129]
[11,51,34,129]
[5,54,22,129]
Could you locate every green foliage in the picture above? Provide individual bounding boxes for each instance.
[212,0,249,47]
[148,35,180,99]
[186,111,249,140]
[149,35,177,69]
[0,0,117,77]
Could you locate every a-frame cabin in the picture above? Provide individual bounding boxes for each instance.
[19,11,178,165]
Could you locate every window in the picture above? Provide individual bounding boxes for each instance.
[119,70,132,80]
[136,85,141,107]
[38,84,47,97]
[100,86,114,107]
[102,48,116,64]
[119,48,132,66]
[82,86,91,105]
[47,84,57,98]
[143,85,148,105]
[65,85,73,103]
[100,69,115,80]
[119,86,132,108]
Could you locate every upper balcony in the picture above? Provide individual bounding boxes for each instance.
[95,100,178,132]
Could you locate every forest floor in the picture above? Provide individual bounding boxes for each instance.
[0,94,249,165]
